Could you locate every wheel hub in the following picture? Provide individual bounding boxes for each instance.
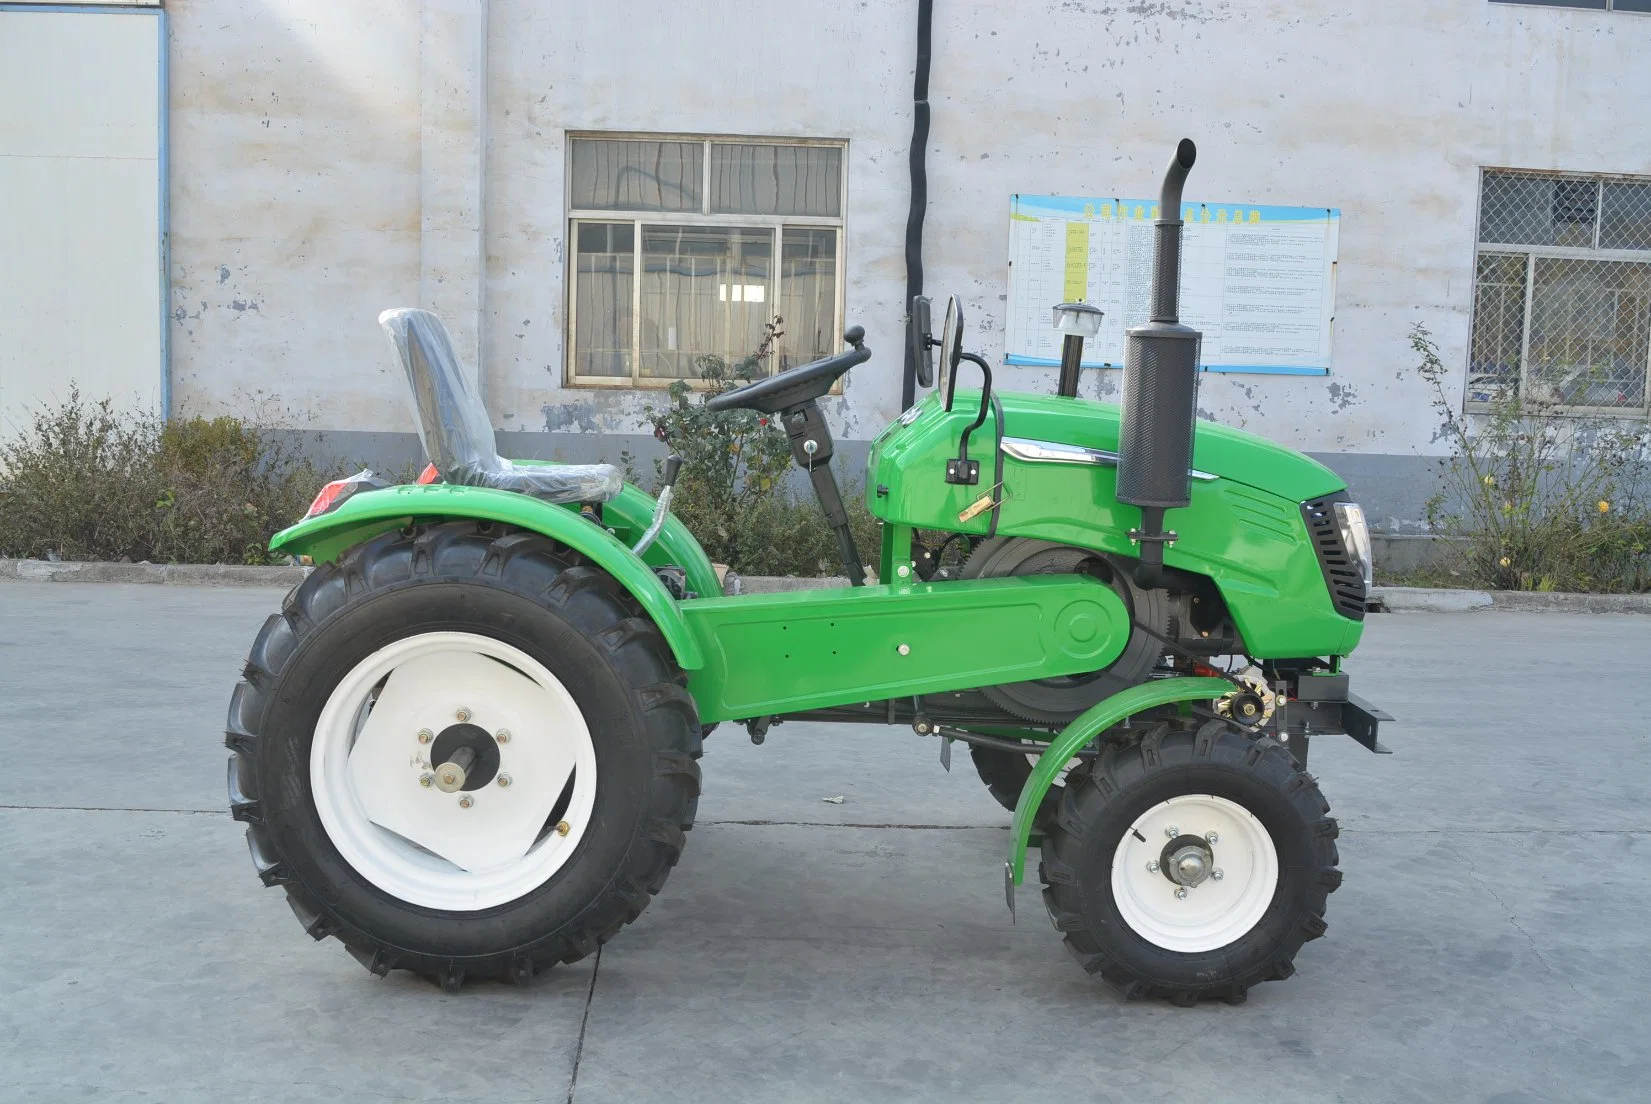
[1161,834,1215,887]
[428,722,500,792]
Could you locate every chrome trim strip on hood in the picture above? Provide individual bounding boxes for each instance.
[999,437,1218,481]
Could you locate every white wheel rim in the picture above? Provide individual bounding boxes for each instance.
[1111,794,1278,953]
[310,631,597,912]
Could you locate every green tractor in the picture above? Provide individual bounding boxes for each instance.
[227,141,1389,1005]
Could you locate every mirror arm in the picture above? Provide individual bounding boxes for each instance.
[945,351,994,486]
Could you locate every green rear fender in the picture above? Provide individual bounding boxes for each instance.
[1006,676,1233,885]
[269,483,707,670]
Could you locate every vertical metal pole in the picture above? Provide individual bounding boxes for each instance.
[156,5,170,419]
[1057,333,1083,398]
[1520,252,1536,400]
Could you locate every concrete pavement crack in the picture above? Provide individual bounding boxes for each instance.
[1442,841,1581,998]
[565,944,601,1104]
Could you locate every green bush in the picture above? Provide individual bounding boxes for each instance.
[1411,324,1651,592]
[0,389,324,565]
[627,319,882,577]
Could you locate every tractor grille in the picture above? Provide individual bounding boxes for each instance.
[1301,496,1366,621]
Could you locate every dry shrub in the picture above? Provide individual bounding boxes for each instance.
[0,389,324,564]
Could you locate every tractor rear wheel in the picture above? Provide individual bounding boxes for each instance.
[1038,719,1339,1005]
[225,521,701,990]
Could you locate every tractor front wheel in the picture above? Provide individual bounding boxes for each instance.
[1038,719,1339,1005]
[225,522,701,990]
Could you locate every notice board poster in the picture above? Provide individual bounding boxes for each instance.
[1005,195,1339,375]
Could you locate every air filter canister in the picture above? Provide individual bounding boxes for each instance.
[1117,321,1200,510]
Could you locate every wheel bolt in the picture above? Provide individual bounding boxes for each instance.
[1165,824,1179,838]
[419,772,434,788]
[455,707,471,722]
[1212,869,1224,881]
[497,774,512,788]
[458,795,473,809]
[555,820,571,836]
[1207,831,1219,844]
[495,730,510,744]
[1146,860,1159,873]
[1175,887,1189,900]
[417,729,433,744]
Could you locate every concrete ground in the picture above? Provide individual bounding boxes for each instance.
[1,582,1647,1103]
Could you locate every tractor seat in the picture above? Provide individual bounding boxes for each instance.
[379,308,621,504]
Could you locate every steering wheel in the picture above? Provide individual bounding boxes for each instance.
[704,327,871,415]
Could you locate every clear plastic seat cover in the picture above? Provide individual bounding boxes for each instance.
[379,308,621,503]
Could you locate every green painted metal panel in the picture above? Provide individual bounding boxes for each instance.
[268,484,706,670]
[506,461,724,601]
[1005,676,1233,884]
[597,482,724,600]
[867,390,1363,658]
[681,575,1130,722]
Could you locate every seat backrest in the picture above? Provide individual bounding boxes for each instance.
[378,308,502,483]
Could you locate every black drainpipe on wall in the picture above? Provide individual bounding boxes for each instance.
[901,0,934,411]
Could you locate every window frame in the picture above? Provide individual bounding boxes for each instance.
[564,132,848,390]
[1467,167,1651,416]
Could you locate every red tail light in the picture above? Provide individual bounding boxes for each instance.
[301,470,390,521]
[416,463,440,484]
[304,480,354,519]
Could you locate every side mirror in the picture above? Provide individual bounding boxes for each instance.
[938,295,964,412]
[909,296,934,388]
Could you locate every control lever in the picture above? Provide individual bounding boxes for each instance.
[632,454,683,556]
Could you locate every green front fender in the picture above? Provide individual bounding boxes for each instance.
[268,484,706,670]
[1006,676,1233,885]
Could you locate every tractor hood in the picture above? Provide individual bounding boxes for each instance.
[878,390,1346,505]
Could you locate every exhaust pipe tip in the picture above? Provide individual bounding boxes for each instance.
[1174,138,1197,171]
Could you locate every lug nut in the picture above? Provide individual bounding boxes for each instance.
[417,729,433,744]
[455,707,472,722]
[419,773,434,788]
[497,773,512,788]
[458,795,473,809]
[1212,869,1224,881]
[1175,887,1189,900]
[1146,860,1159,873]
[1165,824,1180,838]
[495,730,510,744]
[1206,831,1219,844]
[555,820,571,836]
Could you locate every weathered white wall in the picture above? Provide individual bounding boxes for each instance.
[0,7,162,437]
[160,0,1651,519]
[166,0,422,430]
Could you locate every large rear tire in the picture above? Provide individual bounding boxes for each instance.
[1038,719,1339,1005]
[225,521,701,990]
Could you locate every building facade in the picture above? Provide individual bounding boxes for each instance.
[7,0,1651,529]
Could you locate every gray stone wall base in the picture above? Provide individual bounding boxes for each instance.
[0,559,312,588]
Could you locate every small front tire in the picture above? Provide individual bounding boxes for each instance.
[1038,719,1339,1005]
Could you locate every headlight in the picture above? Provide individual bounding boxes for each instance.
[1333,501,1373,590]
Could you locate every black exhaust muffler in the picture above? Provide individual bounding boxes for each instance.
[1117,139,1201,587]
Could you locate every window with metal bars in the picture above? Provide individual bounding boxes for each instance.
[1469,170,1651,413]
[1489,1,1651,12]
[565,135,846,388]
